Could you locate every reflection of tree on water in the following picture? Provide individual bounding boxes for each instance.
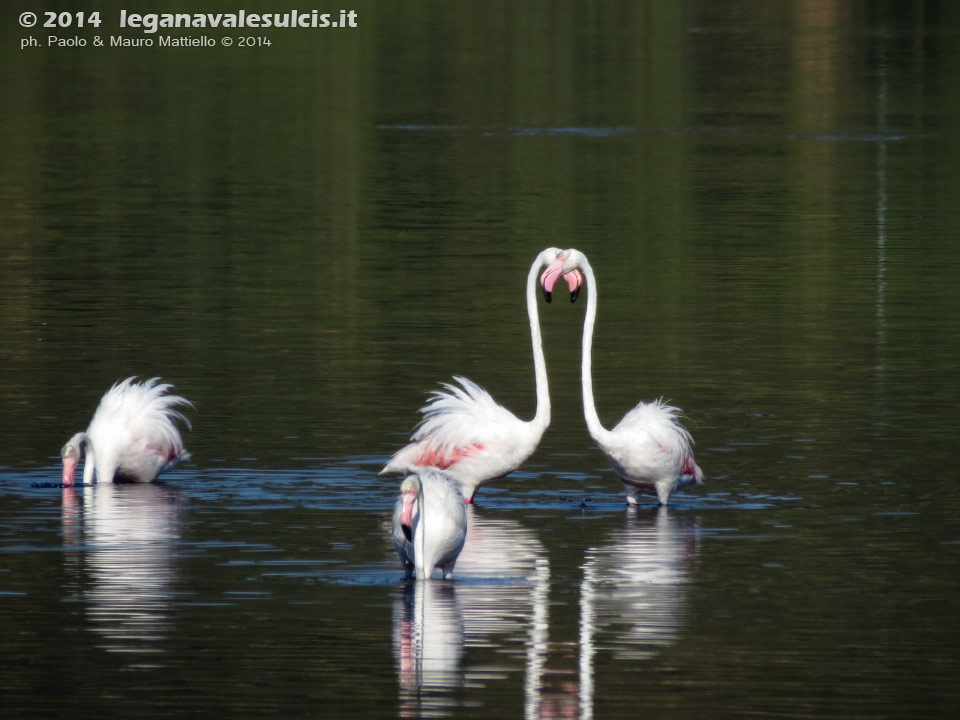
[391,506,551,719]
[578,507,699,720]
[61,482,180,668]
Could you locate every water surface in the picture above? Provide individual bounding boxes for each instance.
[3,2,960,718]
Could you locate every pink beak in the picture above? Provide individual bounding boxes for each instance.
[540,259,583,303]
[61,454,78,485]
[399,490,417,541]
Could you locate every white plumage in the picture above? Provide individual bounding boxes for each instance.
[381,248,563,503]
[392,470,467,580]
[60,377,193,484]
[598,399,703,505]
[541,249,704,505]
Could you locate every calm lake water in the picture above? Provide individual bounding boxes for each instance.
[3,2,960,717]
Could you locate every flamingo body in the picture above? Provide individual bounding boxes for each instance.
[599,400,703,506]
[542,249,703,506]
[60,377,193,484]
[382,248,566,502]
[382,376,543,502]
[392,470,467,580]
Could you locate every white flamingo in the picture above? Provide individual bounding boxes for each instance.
[541,249,704,505]
[381,248,579,503]
[60,377,193,484]
[393,470,467,580]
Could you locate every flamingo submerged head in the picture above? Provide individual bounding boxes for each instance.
[392,470,467,580]
[59,377,193,485]
[398,475,422,542]
[60,433,87,484]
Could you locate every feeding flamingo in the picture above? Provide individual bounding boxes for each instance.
[60,377,193,484]
[381,248,579,503]
[541,249,704,506]
[392,470,467,580]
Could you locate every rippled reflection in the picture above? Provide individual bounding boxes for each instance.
[457,507,551,719]
[62,482,181,667]
[391,507,550,718]
[578,507,699,720]
[393,581,464,718]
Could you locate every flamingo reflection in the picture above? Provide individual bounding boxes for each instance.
[577,507,699,720]
[392,507,551,718]
[62,482,180,667]
[393,581,464,717]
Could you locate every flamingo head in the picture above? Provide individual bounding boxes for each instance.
[60,433,85,484]
[540,248,583,303]
[398,475,422,541]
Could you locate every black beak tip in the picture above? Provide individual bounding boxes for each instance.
[402,524,412,542]
[542,288,552,304]
[570,287,581,303]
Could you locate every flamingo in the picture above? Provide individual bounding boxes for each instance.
[392,470,467,580]
[381,247,580,503]
[541,249,704,506]
[60,377,193,484]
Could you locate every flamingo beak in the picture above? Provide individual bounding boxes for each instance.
[564,268,583,303]
[541,258,583,304]
[541,257,584,303]
[61,454,77,485]
[399,490,417,541]
[541,249,584,303]
[540,259,563,303]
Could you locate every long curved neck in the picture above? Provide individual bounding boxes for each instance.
[526,254,551,433]
[81,435,96,484]
[579,258,611,445]
[415,491,426,578]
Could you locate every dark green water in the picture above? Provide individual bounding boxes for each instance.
[3,2,960,717]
